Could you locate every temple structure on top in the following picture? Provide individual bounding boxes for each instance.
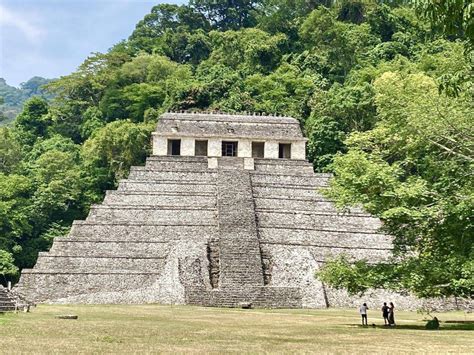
[16,112,428,309]
[152,112,307,160]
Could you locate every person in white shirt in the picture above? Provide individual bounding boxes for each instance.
[359,303,368,325]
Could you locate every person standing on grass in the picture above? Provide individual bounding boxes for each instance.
[359,303,368,326]
[382,302,389,325]
[388,302,396,326]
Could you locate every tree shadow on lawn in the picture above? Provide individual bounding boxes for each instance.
[346,322,474,331]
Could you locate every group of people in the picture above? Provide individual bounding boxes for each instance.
[359,302,395,326]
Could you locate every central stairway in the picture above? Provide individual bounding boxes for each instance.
[185,158,302,308]
[218,169,264,288]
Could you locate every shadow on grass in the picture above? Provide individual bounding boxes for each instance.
[346,323,474,331]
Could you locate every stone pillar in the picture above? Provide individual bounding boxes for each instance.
[208,157,218,169]
[152,135,167,156]
[208,139,221,157]
[238,139,252,158]
[181,138,195,156]
[265,141,279,159]
[244,157,254,170]
[292,141,306,160]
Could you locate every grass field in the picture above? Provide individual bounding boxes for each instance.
[0,305,472,353]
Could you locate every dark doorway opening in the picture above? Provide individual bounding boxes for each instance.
[195,140,208,156]
[252,142,265,158]
[222,141,238,157]
[168,139,181,156]
[278,143,291,159]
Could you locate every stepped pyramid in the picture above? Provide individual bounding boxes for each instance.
[16,112,396,308]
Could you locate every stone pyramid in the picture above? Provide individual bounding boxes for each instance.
[16,113,395,308]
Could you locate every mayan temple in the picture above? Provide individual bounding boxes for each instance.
[17,112,407,308]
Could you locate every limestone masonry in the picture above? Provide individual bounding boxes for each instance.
[14,113,459,309]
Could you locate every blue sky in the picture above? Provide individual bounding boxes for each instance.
[0,0,183,87]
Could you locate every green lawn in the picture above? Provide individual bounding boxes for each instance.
[0,305,472,353]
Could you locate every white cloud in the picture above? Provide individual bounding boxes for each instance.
[0,4,44,42]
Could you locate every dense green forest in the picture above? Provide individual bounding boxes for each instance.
[0,0,472,299]
[0,77,52,125]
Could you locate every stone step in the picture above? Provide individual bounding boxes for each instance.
[33,255,166,272]
[0,286,16,311]
[128,168,216,181]
[69,222,217,240]
[253,158,313,167]
[256,211,383,233]
[185,286,302,308]
[117,180,216,194]
[48,240,170,257]
[254,197,355,214]
[144,159,208,170]
[253,163,314,174]
[252,185,327,199]
[147,155,208,163]
[251,174,330,187]
[258,227,392,248]
[103,191,216,208]
[86,205,217,223]
[261,243,391,263]
[15,271,162,303]
[257,207,370,217]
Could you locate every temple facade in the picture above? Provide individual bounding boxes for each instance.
[16,112,430,308]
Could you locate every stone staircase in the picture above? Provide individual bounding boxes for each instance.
[0,286,16,312]
[186,160,302,307]
[217,169,264,288]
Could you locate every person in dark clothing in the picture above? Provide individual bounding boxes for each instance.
[388,302,396,326]
[359,303,368,326]
[382,302,389,325]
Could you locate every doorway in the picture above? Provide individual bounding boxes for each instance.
[168,139,181,156]
[252,142,265,158]
[222,141,238,157]
[278,143,291,159]
[195,140,208,156]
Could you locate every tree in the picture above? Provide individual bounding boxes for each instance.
[207,28,287,74]
[0,250,19,281]
[317,71,474,299]
[300,7,380,80]
[0,173,34,272]
[243,63,319,117]
[82,120,153,186]
[0,128,22,173]
[15,97,50,140]
[129,4,210,52]
[99,54,192,121]
[191,0,260,30]
[305,78,376,171]
[20,77,52,98]
[414,0,474,46]
[158,29,212,64]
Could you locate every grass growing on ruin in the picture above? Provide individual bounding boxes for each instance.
[0,305,472,353]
